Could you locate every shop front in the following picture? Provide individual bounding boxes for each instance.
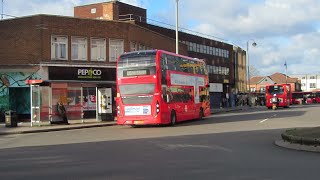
[2,65,117,125]
[33,66,116,125]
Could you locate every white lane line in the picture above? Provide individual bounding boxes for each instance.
[260,119,268,123]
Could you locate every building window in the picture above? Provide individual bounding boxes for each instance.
[200,45,204,53]
[310,83,316,88]
[71,37,87,61]
[91,38,106,61]
[51,35,68,60]
[302,83,306,87]
[310,76,316,79]
[302,77,306,79]
[109,39,124,62]
[130,41,137,52]
[138,44,145,51]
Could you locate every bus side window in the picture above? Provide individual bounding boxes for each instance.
[161,55,168,85]
[167,55,176,71]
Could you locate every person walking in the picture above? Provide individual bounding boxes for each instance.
[57,101,69,125]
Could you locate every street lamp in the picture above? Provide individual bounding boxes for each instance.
[175,0,179,54]
[247,39,257,93]
[1,0,4,20]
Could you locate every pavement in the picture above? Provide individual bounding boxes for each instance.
[1,106,319,153]
[0,106,247,136]
[0,119,116,136]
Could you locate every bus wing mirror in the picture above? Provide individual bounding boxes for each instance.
[166,94,170,103]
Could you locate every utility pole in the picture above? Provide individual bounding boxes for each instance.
[1,0,4,20]
[175,0,179,54]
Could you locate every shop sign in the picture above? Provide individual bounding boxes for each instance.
[77,69,102,79]
[25,79,43,84]
[49,67,116,81]
[209,83,223,92]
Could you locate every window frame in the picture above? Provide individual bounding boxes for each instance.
[51,35,68,60]
[109,39,124,62]
[91,37,106,62]
[71,36,87,61]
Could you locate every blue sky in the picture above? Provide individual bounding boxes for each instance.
[2,0,320,76]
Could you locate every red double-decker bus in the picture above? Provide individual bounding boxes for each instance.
[313,91,320,103]
[265,84,292,109]
[116,50,210,126]
[303,92,315,104]
[292,92,304,104]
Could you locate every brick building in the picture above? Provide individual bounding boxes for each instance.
[249,72,301,93]
[0,1,246,122]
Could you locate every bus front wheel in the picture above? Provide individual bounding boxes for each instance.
[170,111,176,126]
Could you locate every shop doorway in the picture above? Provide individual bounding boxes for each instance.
[83,87,96,119]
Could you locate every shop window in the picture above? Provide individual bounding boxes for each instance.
[71,37,87,61]
[83,87,97,118]
[91,38,106,61]
[109,39,124,62]
[51,35,68,60]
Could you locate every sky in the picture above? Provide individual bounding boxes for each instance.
[1,0,320,76]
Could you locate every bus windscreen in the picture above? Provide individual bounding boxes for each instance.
[267,85,284,94]
[119,83,155,95]
[118,55,156,78]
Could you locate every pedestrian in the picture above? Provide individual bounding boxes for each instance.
[57,101,69,125]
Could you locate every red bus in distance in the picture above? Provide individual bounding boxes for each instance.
[291,92,304,105]
[116,50,210,126]
[265,84,292,109]
[313,90,320,103]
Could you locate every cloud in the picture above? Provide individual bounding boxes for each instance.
[3,0,320,76]
[176,0,320,75]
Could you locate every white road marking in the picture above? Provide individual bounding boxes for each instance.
[156,143,232,152]
[260,119,268,123]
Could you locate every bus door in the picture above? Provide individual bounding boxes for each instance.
[185,87,196,119]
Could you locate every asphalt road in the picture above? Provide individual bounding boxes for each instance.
[0,105,320,180]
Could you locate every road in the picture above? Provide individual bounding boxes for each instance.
[0,105,320,180]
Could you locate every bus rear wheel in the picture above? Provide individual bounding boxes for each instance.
[170,111,176,126]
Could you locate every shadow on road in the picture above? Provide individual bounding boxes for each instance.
[178,109,306,127]
[120,104,320,129]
